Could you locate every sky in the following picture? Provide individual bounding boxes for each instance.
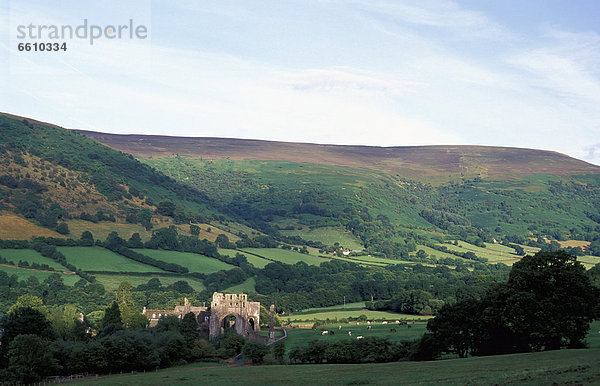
[1,0,600,164]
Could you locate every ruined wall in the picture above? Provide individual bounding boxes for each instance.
[208,292,260,339]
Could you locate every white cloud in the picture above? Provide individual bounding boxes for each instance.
[347,0,513,40]
[274,67,426,96]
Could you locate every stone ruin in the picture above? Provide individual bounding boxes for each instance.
[143,292,267,341]
[208,292,261,339]
[143,297,208,327]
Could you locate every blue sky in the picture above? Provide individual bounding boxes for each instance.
[1,0,600,164]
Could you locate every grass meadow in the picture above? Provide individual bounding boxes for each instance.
[240,248,331,266]
[0,213,65,239]
[93,274,206,291]
[0,264,81,285]
[279,226,363,250]
[223,277,256,293]
[77,348,600,385]
[65,220,152,242]
[0,248,65,269]
[134,249,234,273]
[220,249,272,268]
[57,247,165,273]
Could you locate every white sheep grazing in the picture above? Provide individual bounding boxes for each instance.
[322,330,329,335]
[382,321,388,324]
[356,336,364,340]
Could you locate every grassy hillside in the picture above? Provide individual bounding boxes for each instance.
[0,265,81,285]
[77,131,600,180]
[133,249,234,273]
[0,113,241,241]
[78,348,600,385]
[57,247,166,273]
[74,129,600,262]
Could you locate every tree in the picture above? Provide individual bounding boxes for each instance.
[8,294,47,315]
[157,200,176,217]
[80,230,94,245]
[190,224,200,236]
[138,208,153,230]
[272,340,286,364]
[128,232,144,248]
[116,282,148,329]
[7,334,58,383]
[180,312,199,345]
[101,301,123,328]
[424,251,600,357]
[501,251,599,350]
[215,234,233,249]
[242,340,269,364]
[105,231,125,250]
[48,304,80,340]
[56,222,70,235]
[0,307,55,358]
[148,226,179,250]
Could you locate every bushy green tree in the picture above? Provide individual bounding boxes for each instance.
[422,251,600,357]
[242,340,269,364]
[7,334,58,383]
[271,340,286,364]
[56,222,70,235]
[101,301,122,328]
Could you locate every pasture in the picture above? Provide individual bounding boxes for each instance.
[0,265,81,285]
[240,248,330,266]
[57,247,165,273]
[133,249,234,273]
[77,348,600,385]
[65,220,152,241]
[93,274,205,292]
[279,226,363,250]
[285,321,427,351]
[224,277,256,293]
[220,249,271,268]
[287,308,431,323]
[441,241,521,265]
[0,248,65,270]
[0,213,65,239]
[327,255,388,267]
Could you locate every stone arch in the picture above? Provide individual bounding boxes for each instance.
[208,292,260,339]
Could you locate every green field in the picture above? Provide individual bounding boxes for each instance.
[65,220,153,242]
[442,241,521,265]
[328,255,388,267]
[0,265,81,285]
[220,249,271,268]
[57,247,165,273]
[279,226,363,250]
[134,249,234,273]
[298,302,366,312]
[78,348,600,385]
[287,308,431,323]
[575,255,600,269]
[224,277,256,293]
[285,321,427,351]
[0,249,65,270]
[241,248,330,266]
[415,245,466,262]
[93,274,206,292]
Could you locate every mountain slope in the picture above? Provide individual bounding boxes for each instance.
[77,130,600,181]
[0,113,228,236]
[76,128,600,256]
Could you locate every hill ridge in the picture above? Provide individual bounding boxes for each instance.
[74,129,600,179]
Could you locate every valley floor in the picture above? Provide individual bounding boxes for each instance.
[77,348,600,385]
